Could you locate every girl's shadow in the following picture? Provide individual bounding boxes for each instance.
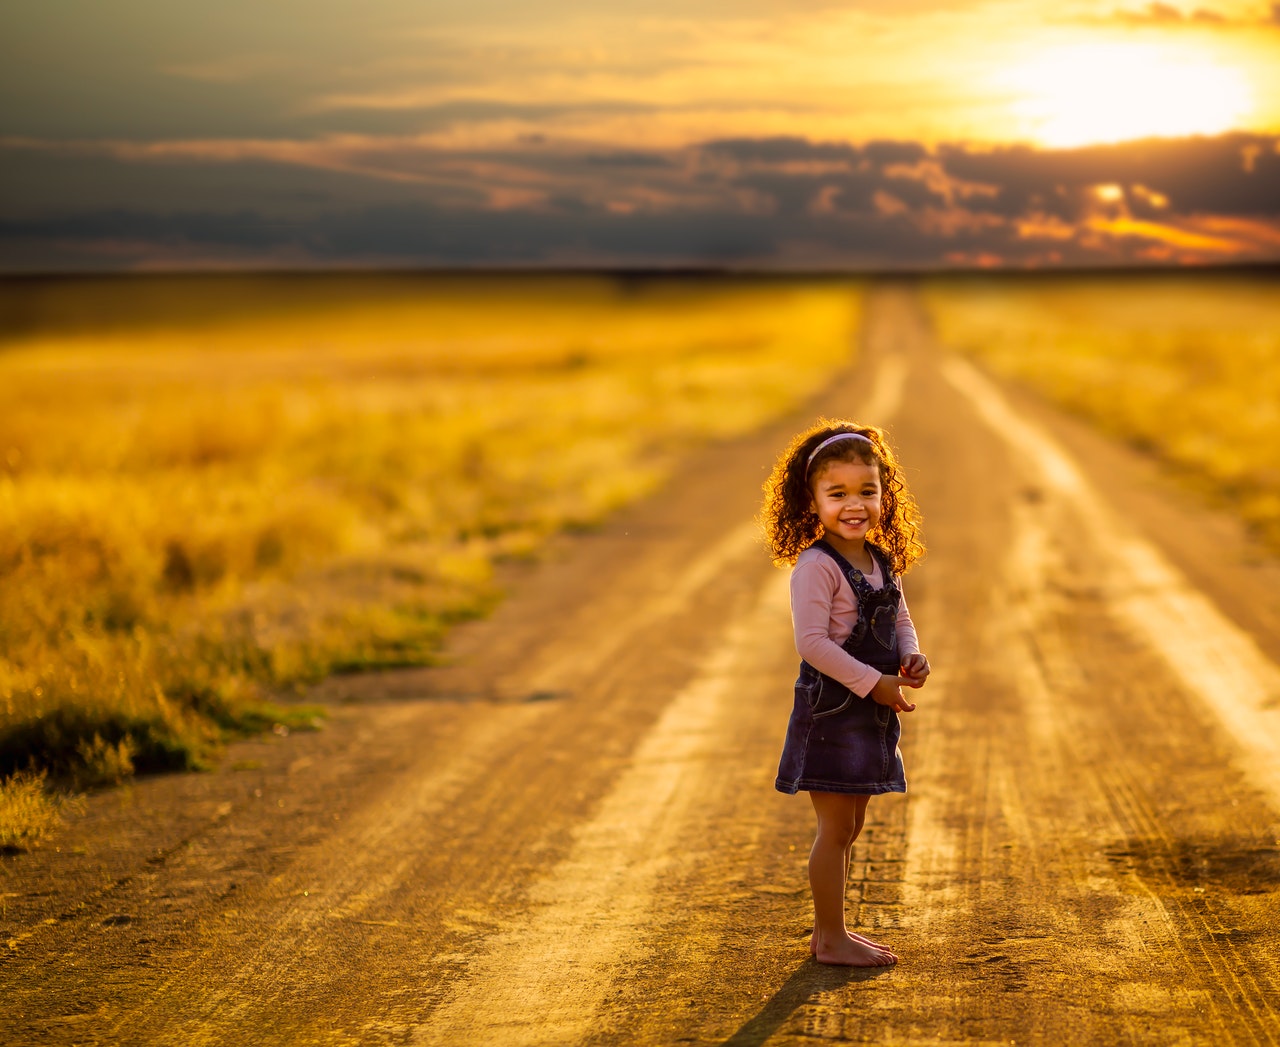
[715,957,893,1047]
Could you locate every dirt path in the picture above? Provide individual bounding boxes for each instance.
[5,285,1280,1046]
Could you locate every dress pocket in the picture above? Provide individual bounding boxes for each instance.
[869,604,897,651]
[811,675,854,719]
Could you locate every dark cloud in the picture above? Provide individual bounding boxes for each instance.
[693,137,944,219]
[875,173,949,211]
[699,137,929,169]
[581,152,675,169]
[701,137,864,165]
[2,131,1278,272]
[0,196,1048,273]
[0,209,284,250]
[0,201,788,268]
[861,140,930,166]
[937,135,1280,219]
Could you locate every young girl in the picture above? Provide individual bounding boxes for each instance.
[762,420,929,967]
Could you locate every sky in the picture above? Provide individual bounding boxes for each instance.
[2,0,1279,271]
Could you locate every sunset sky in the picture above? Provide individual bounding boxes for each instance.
[3,0,1279,270]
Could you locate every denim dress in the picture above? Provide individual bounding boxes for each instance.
[774,540,907,795]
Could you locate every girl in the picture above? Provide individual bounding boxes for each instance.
[762,420,929,967]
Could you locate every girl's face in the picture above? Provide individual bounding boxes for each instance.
[809,458,882,547]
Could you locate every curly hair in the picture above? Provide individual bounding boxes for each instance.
[761,418,925,574]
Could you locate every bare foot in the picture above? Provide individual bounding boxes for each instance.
[810,931,897,967]
[810,930,898,962]
[849,931,898,960]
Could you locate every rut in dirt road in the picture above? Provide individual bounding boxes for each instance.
[4,285,1280,1047]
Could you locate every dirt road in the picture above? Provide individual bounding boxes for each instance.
[5,285,1280,1046]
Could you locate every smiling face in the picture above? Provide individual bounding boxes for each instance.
[809,458,883,554]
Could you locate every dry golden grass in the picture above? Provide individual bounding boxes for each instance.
[922,271,1280,545]
[0,769,81,852]
[0,274,861,797]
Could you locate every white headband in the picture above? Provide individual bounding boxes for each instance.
[805,431,873,477]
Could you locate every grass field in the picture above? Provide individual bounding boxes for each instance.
[922,270,1280,549]
[0,273,862,842]
[11,268,1276,847]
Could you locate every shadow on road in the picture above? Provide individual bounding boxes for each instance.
[715,957,892,1046]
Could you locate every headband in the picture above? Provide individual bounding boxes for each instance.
[804,431,873,477]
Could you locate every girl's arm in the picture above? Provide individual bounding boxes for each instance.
[896,591,930,686]
[895,592,919,658]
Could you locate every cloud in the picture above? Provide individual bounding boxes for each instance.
[1108,1,1280,25]
[8,1,1278,156]
[1114,3,1225,24]
[937,135,1280,219]
[2,131,1278,272]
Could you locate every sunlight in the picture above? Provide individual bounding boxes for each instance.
[1004,41,1253,148]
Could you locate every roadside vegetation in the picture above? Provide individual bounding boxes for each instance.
[0,274,861,845]
[923,271,1280,548]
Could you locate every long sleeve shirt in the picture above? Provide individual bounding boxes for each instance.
[790,545,920,699]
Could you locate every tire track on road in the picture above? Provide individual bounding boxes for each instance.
[941,356,1280,809]
[103,514,798,1046]
[110,705,546,1045]
[931,347,1280,1043]
[415,567,793,1047]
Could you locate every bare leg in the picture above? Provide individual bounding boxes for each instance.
[810,794,896,958]
[807,792,896,966]
[840,797,896,954]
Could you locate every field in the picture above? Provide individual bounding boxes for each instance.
[0,274,861,839]
[10,283,1280,1041]
[922,270,1280,548]
[6,267,1279,849]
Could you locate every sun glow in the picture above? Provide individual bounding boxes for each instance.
[1005,41,1253,148]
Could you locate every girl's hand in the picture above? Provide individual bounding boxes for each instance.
[869,673,917,713]
[900,653,931,688]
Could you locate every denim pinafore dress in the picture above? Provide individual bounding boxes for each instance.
[774,540,907,796]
